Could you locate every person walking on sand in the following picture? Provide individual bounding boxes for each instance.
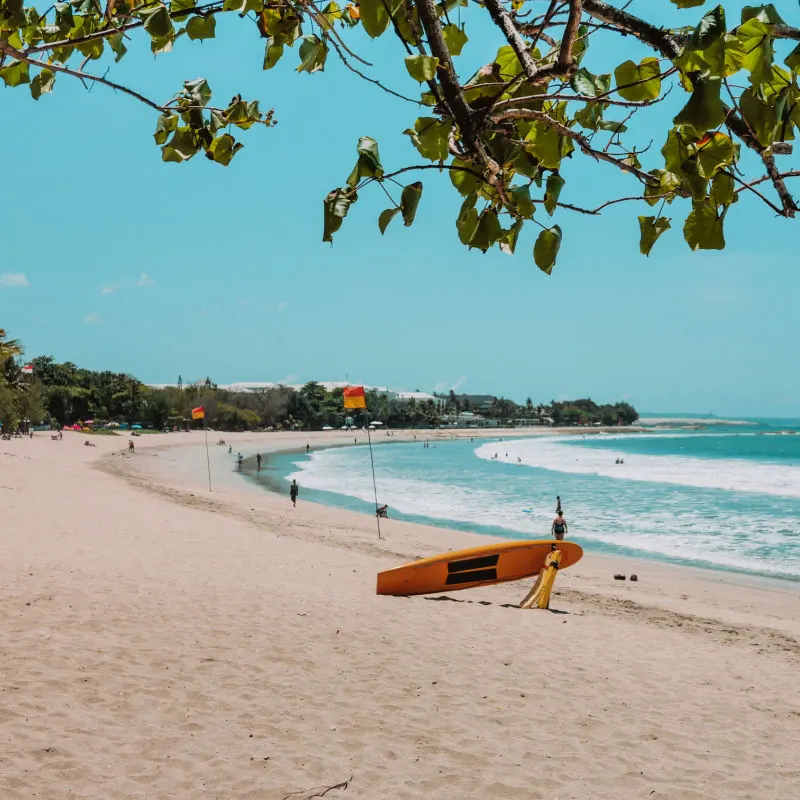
[552,510,568,541]
[237,452,243,471]
[290,479,299,507]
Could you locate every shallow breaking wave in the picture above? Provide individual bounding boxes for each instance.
[474,436,800,498]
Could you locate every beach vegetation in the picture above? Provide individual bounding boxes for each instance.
[0,3,797,270]
[0,332,638,431]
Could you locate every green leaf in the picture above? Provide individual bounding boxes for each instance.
[494,45,523,80]
[29,68,54,99]
[405,54,439,83]
[359,0,390,38]
[469,209,502,253]
[0,62,30,87]
[140,5,174,39]
[161,130,197,163]
[400,181,422,226]
[207,133,242,166]
[683,200,725,250]
[645,170,683,206]
[499,219,523,255]
[523,120,573,170]
[786,44,800,74]
[741,4,785,25]
[673,78,725,133]
[378,207,400,234]
[450,159,480,196]
[690,5,726,49]
[670,0,706,7]
[297,34,327,73]
[638,216,671,256]
[184,78,212,107]
[572,24,589,66]
[171,0,196,20]
[108,32,127,62]
[736,18,772,86]
[404,117,452,162]
[693,131,737,178]
[710,171,737,206]
[264,39,285,70]
[739,86,779,146]
[442,24,468,57]
[153,113,178,145]
[456,196,479,245]
[346,139,384,188]
[571,68,612,98]
[186,15,216,41]
[544,173,565,216]
[224,99,262,130]
[613,58,661,102]
[533,226,562,274]
[323,187,357,243]
[510,185,535,219]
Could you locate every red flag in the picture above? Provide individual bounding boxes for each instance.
[343,386,366,409]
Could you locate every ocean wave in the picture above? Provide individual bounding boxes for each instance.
[474,438,800,498]
[287,445,800,578]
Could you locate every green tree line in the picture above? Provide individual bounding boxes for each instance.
[0,332,638,432]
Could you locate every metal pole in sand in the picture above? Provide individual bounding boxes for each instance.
[203,420,212,492]
[365,411,382,540]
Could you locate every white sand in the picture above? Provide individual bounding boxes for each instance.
[1,430,799,799]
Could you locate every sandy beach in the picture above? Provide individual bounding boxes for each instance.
[2,429,799,799]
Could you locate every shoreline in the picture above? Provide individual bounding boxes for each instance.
[2,429,799,798]
[109,429,800,600]
[165,429,800,592]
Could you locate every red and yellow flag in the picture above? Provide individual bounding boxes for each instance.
[191,406,205,420]
[343,386,366,409]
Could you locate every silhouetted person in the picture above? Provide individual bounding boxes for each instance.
[256,453,262,470]
[290,479,299,507]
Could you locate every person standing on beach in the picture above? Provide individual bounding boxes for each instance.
[306,444,310,454]
[256,453,262,470]
[290,479,299,507]
[552,510,568,541]
[237,453,243,471]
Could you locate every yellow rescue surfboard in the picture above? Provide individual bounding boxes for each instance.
[376,539,583,596]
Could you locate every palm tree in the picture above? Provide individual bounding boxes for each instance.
[0,328,22,362]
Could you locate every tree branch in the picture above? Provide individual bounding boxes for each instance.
[492,107,656,184]
[582,0,682,59]
[484,0,583,86]
[761,152,798,218]
[733,169,800,194]
[412,0,484,159]
[0,39,164,111]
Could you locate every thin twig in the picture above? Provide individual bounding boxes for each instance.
[328,37,421,105]
[280,775,352,800]
[492,107,655,184]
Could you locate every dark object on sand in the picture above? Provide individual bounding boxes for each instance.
[614,574,626,581]
[630,574,638,582]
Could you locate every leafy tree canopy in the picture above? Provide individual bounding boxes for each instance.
[2,1,798,267]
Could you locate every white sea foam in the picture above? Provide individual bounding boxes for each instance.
[474,436,800,498]
[288,445,800,578]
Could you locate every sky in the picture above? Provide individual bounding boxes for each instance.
[1,1,799,417]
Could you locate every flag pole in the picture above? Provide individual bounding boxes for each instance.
[203,418,212,492]
[365,408,382,540]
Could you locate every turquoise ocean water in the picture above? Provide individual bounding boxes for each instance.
[253,418,800,582]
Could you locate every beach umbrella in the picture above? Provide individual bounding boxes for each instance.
[370,421,384,425]
[71,424,81,431]
[62,425,70,430]
[321,425,333,431]
[85,419,95,424]
[132,424,143,429]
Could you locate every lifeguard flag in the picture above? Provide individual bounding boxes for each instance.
[191,406,205,420]
[343,386,366,409]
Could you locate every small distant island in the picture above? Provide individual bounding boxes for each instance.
[1,333,639,432]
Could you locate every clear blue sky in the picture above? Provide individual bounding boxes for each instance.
[1,1,798,417]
